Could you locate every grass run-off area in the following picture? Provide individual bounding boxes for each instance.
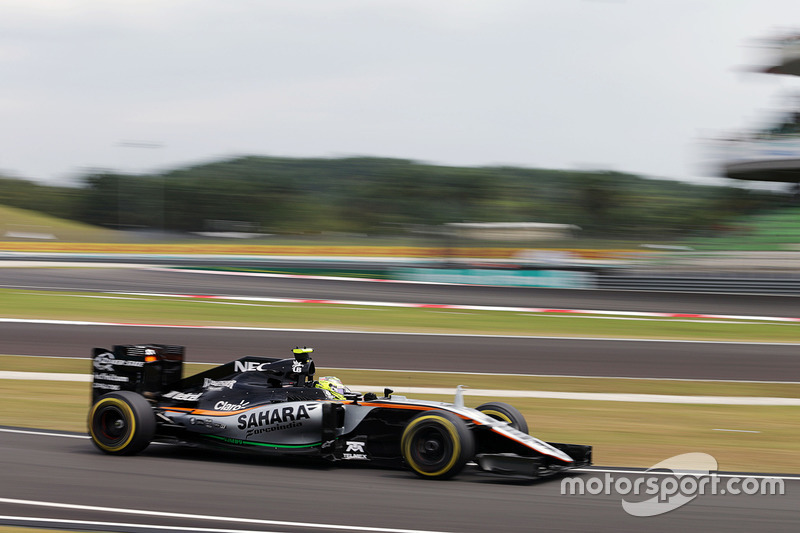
[2,284,800,474]
[2,287,800,342]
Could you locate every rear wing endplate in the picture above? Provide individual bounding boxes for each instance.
[91,344,184,402]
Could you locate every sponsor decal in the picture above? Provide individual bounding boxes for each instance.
[203,378,237,390]
[94,373,130,383]
[237,405,312,437]
[495,424,568,457]
[245,421,304,437]
[235,360,277,372]
[93,352,145,372]
[214,400,250,411]
[93,382,121,391]
[163,390,203,401]
[343,440,368,460]
[213,436,248,445]
[189,417,226,429]
[292,361,304,373]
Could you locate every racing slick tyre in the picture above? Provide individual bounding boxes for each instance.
[401,411,475,479]
[476,402,529,434]
[88,391,156,455]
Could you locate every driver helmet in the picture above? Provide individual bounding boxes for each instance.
[316,376,349,400]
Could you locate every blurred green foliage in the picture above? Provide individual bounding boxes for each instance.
[0,156,790,238]
[0,176,82,221]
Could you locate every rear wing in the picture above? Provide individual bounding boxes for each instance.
[91,344,184,402]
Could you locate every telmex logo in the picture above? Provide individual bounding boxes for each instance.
[235,361,271,372]
[343,440,368,460]
[346,441,365,453]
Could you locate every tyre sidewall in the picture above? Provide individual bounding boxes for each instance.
[89,391,155,455]
[401,410,474,479]
[475,401,529,434]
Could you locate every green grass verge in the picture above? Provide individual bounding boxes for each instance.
[3,288,799,341]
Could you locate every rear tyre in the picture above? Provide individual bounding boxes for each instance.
[401,411,474,479]
[88,391,155,455]
[476,402,529,434]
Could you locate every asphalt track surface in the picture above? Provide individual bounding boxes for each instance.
[4,321,800,381]
[1,266,799,380]
[2,266,799,531]
[1,428,798,533]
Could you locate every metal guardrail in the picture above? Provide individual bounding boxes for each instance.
[629,250,800,273]
[597,251,800,294]
[595,273,800,294]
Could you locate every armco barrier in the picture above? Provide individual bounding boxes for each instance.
[595,272,800,294]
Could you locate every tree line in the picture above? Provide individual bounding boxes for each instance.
[0,156,788,238]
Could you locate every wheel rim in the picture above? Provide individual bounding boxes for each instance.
[409,426,452,469]
[93,404,131,446]
[481,409,513,425]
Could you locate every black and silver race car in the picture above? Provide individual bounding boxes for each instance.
[88,344,591,479]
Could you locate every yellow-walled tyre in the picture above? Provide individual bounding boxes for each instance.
[401,411,474,479]
[476,402,529,434]
[88,391,155,455]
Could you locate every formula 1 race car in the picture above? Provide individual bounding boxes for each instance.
[88,344,591,479]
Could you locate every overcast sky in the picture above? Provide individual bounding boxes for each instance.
[1,0,798,188]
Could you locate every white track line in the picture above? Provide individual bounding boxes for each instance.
[0,427,88,439]
[572,468,800,481]
[0,371,90,381]
[0,516,299,533]
[147,266,455,285]
[2,372,799,405]
[0,498,452,533]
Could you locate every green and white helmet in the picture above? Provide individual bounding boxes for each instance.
[316,376,349,400]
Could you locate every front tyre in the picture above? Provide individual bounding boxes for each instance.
[88,391,155,455]
[475,402,529,434]
[401,411,475,479]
